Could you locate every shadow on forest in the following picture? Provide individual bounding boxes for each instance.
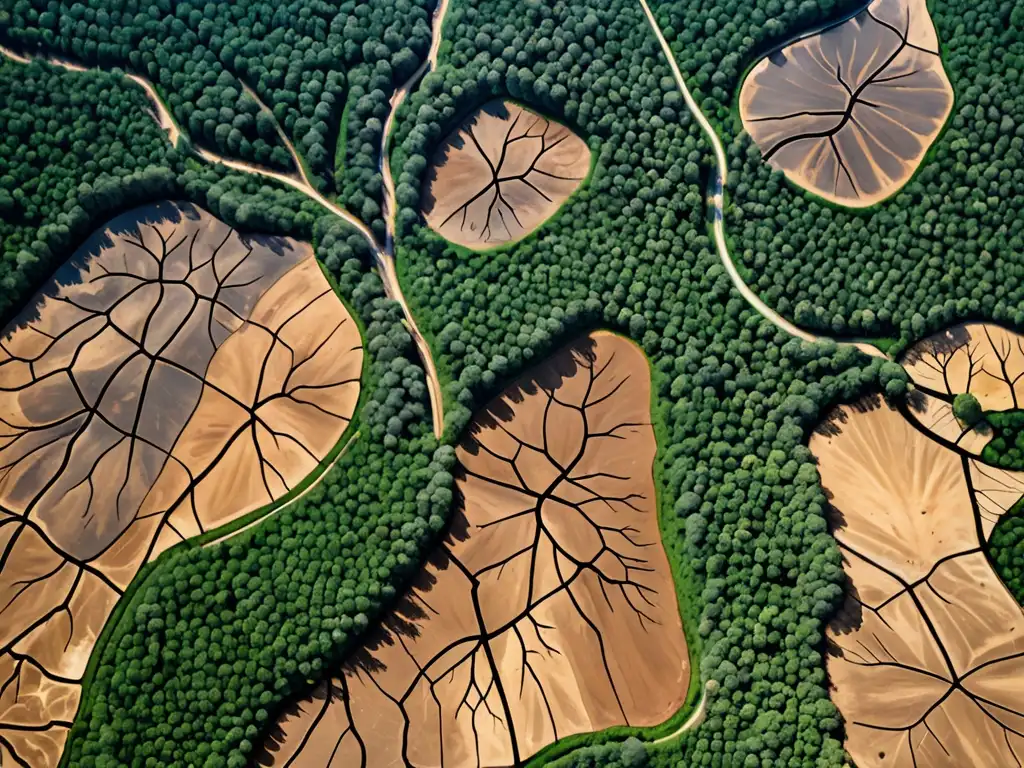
[419,99,513,221]
[899,323,971,366]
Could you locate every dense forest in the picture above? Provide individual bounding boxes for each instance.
[981,410,1024,469]
[0,0,436,230]
[990,499,1024,606]
[390,0,908,765]
[1,0,1023,765]
[648,0,1024,345]
[0,57,331,324]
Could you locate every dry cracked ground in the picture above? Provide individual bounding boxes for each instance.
[423,100,591,250]
[0,201,362,768]
[901,322,1024,455]
[813,325,1024,767]
[740,0,953,207]
[257,331,689,768]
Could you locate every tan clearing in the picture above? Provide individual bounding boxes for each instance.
[739,0,953,207]
[901,322,1024,452]
[423,100,590,249]
[812,398,1024,767]
[0,202,362,768]
[258,332,688,768]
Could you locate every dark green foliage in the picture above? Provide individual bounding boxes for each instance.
[953,392,984,426]
[693,0,1024,342]
[63,220,453,767]
[0,58,178,318]
[1,0,436,209]
[2,0,1018,764]
[0,57,328,324]
[387,0,898,765]
[981,410,1024,468]
[990,498,1024,605]
[555,737,650,768]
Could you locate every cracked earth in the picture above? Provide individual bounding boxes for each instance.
[257,331,688,768]
[0,201,362,768]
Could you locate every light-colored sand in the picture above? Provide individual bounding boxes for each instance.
[0,202,362,768]
[901,322,1024,453]
[902,390,992,455]
[258,332,688,767]
[812,399,1024,767]
[903,323,1024,410]
[424,100,590,249]
[739,0,952,207]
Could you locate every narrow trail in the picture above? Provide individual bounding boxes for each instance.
[201,431,361,550]
[381,0,451,252]
[651,684,709,746]
[0,35,449,437]
[637,0,888,363]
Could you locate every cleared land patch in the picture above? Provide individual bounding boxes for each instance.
[0,201,362,768]
[902,323,1024,454]
[739,0,953,207]
[812,397,1024,767]
[423,100,590,249]
[257,331,688,768]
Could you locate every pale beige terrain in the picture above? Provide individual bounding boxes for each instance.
[901,323,1024,452]
[0,202,362,768]
[903,323,1024,410]
[812,398,1024,767]
[258,332,688,768]
[739,0,953,207]
[424,100,590,249]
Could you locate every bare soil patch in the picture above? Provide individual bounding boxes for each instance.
[903,323,1024,411]
[423,100,590,249]
[812,398,1024,767]
[901,322,1024,454]
[739,0,952,207]
[0,201,362,768]
[258,332,688,767]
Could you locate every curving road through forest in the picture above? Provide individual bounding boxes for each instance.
[637,0,819,344]
[0,36,448,438]
[638,0,892,362]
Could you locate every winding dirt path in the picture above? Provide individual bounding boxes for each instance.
[0,40,447,438]
[651,684,709,745]
[636,0,902,366]
[637,0,817,343]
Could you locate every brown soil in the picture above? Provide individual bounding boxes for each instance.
[0,201,362,768]
[739,0,953,207]
[258,332,688,768]
[423,100,590,250]
[812,398,1024,767]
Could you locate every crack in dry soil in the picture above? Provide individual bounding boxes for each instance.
[815,397,1024,767]
[424,101,590,250]
[739,0,953,206]
[256,333,689,768]
[0,203,363,768]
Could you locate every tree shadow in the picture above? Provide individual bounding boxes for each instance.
[420,99,513,222]
[900,323,971,367]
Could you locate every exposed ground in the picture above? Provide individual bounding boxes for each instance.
[902,323,1024,453]
[739,0,953,207]
[257,332,688,767]
[811,397,1024,767]
[0,202,362,768]
[423,100,591,250]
